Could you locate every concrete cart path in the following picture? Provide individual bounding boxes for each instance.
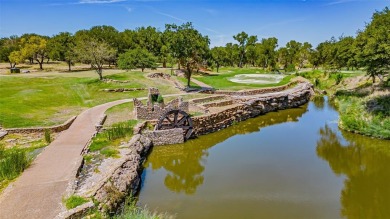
[0,93,187,219]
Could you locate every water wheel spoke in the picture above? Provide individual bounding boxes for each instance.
[156,110,194,140]
[173,112,178,126]
[165,116,173,124]
[176,116,187,126]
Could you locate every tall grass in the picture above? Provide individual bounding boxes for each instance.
[88,120,137,158]
[104,121,135,141]
[113,198,173,219]
[44,129,52,143]
[0,146,30,184]
[337,96,390,139]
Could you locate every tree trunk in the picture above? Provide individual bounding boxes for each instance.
[97,68,103,80]
[46,58,50,64]
[372,75,376,83]
[141,68,144,72]
[239,53,244,68]
[163,60,167,68]
[68,60,72,71]
[217,64,220,73]
[186,63,192,87]
[178,61,181,70]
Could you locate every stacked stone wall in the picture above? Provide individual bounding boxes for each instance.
[5,116,77,134]
[202,82,297,96]
[134,98,189,120]
[192,82,313,136]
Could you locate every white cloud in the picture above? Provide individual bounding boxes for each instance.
[125,6,132,12]
[324,0,360,6]
[155,11,187,22]
[79,0,126,4]
[203,8,218,16]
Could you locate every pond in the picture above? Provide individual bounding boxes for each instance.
[228,74,285,84]
[138,97,390,219]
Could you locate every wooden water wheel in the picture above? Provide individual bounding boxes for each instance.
[155,110,193,140]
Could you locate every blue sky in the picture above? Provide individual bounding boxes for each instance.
[0,0,388,47]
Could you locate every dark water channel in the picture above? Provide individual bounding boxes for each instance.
[138,97,390,219]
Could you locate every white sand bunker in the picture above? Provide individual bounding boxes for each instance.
[229,74,285,84]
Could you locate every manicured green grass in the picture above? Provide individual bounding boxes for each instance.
[175,76,201,89]
[194,71,294,90]
[0,71,178,128]
[64,195,89,209]
[216,66,267,74]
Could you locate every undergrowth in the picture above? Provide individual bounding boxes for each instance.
[88,120,137,158]
[336,94,390,139]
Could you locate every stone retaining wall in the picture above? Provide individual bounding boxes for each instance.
[5,116,77,134]
[192,82,313,136]
[143,128,184,146]
[190,95,226,104]
[72,134,153,215]
[202,82,297,96]
[102,88,146,92]
[202,99,234,108]
[134,98,189,120]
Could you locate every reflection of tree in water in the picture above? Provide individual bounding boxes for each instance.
[316,125,390,218]
[144,104,308,194]
[312,95,325,110]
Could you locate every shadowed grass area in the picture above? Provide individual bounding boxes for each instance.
[0,71,178,128]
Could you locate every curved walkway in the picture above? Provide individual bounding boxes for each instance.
[0,93,186,219]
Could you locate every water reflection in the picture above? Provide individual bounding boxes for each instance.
[144,104,308,194]
[312,95,325,110]
[317,125,390,219]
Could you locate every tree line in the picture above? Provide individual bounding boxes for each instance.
[0,7,389,84]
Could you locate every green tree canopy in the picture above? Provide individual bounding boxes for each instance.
[48,32,76,71]
[75,38,116,80]
[117,48,157,72]
[211,46,227,72]
[233,31,257,68]
[165,22,210,87]
[355,7,390,83]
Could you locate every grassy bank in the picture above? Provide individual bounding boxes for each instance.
[112,198,173,219]
[296,69,389,139]
[335,91,390,139]
[0,71,178,128]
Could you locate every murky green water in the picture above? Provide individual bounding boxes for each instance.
[138,97,390,219]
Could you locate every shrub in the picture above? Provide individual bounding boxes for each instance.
[156,95,164,104]
[44,129,51,144]
[315,78,320,87]
[285,64,295,73]
[335,74,343,85]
